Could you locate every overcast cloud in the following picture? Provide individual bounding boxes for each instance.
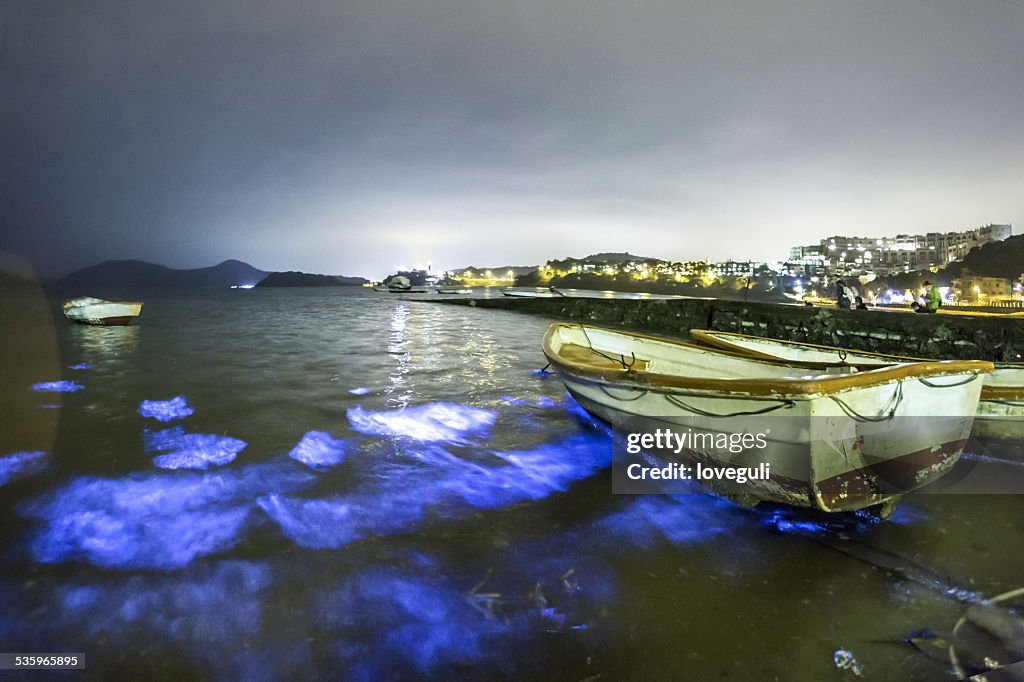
[2,0,1022,278]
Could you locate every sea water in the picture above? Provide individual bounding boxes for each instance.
[1,286,1022,680]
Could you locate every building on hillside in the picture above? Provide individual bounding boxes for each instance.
[952,272,1013,303]
[789,223,1011,276]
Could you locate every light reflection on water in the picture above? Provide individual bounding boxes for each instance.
[0,288,1021,680]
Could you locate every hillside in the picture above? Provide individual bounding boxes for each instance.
[256,271,367,287]
[56,259,268,290]
[939,234,1024,280]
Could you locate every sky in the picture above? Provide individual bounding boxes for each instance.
[2,0,1023,279]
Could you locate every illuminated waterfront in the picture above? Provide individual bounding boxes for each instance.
[1,288,1023,680]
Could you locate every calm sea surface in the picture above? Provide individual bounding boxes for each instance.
[1,287,1023,681]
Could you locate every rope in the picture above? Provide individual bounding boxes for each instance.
[578,325,637,371]
[829,381,903,422]
[664,393,795,418]
[918,375,979,389]
[837,348,848,364]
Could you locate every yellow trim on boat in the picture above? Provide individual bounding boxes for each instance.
[689,328,1024,401]
[543,323,993,399]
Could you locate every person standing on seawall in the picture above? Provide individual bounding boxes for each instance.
[835,279,851,309]
[923,280,942,314]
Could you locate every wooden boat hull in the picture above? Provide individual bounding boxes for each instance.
[62,298,143,326]
[691,329,1024,437]
[545,324,990,512]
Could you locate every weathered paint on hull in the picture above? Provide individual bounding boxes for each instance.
[566,384,970,512]
[69,315,136,326]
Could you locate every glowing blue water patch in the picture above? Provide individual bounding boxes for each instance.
[759,509,828,536]
[53,561,271,647]
[19,463,316,569]
[347,402,498,442]
[0,451,48,487]
[289,431,349,469]
[31,505,252,569]
[138,395,194,422]
[535,396,557,408]
[348,387,371,396]
[257,493,424,549]
[152,433,247,470]
[38,404,60,409]
[67,363,93,370]
[595,496,738,549]
[31,381,84,393]
[259,433,611,549]
[323,570,519,678]
[143,426,187,453]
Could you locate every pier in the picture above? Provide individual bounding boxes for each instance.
[428,295,1024,362]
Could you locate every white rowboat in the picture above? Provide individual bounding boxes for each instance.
[544,323,992,513]
[691,329,1024,439]
[62,297,143,326]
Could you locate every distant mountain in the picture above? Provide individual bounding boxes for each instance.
[256,271,367,287]
[56,259,268,290]
[580,252,656,264]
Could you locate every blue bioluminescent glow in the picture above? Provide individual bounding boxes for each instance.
[31,505,252,569]
[257,493,423,549]
[31,381,84,393]
[19,463,317,569]
[54,560,272,647]
[0,451,48,487]
[289,431,349,470]
[259,433,610,549]
[322,570,518,678]
[348,387,371,396]
[347,402,498,442]
[535,396,557,408]
[138,395,194,422]
[38,404,60,409]
[595,496,738,549]
[67,363,93,370]
[142,426,187,453]
[759,509,829,536]
[152,433,247,470]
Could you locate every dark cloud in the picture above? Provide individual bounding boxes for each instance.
[2,0,1022,277]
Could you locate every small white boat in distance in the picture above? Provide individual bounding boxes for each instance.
[691,329,1024,439]
[544,323,992,514]
[436,287,471,294]
[502,287,564,298]
[63,297,143,326]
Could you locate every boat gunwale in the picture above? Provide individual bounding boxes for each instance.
[63,298,144,311]
[543,323,994,398]
[690,328,1024,370]
[690,328,1024,400]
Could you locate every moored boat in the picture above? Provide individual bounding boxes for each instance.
[436,287,471,294]
[502,287,563,298]
[62,297,143,326]
[543,323,992,514]
[386,276,433,293]
[690,329,1024,439]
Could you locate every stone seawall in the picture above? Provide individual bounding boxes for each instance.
[429,296,1024,362]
